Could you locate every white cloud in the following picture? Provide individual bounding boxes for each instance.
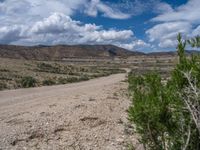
[28,13,133,44]
[158,39,176,48]
[0,25,23,43]
[118,40,151,50]
[146,0,200,49]
[30,13,81,34]
[0,0,160,52]
[146,22,192,48]
[154,2,173,14]
[0,0,131,21]
[0,0,142,49]
[80,30,133,43]
[152,0,200,23]
[0,13,136,48]
[85,0,131,19]
[0,0,87,27]
[192,25,200,36]
[85,0,166,19]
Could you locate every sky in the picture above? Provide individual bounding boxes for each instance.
[0,0,199,52]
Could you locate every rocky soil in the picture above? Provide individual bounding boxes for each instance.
[0,73,142,150]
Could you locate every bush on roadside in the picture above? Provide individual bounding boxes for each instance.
[128,73,184,149]
[79,75,90,81]
[58,77,79,84]
[37,63,62,74]
[42,79,56,86]
[58,75,89,84]
[128,34,200,149]
[20,76,37,88]
[66,77,79,83]
[58,77,69,84]
[0,82,7,90]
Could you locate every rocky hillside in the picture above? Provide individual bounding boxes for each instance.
[0,45,144,60]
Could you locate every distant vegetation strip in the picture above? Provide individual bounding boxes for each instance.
[0,60,125,91]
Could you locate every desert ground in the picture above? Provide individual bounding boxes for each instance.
[0,71,144,150]
[0,55,177,149]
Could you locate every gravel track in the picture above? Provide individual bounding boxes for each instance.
[0,73,141,150]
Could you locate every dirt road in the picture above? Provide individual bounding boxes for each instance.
[0,73,140,150]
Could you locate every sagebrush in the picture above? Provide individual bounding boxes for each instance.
[128,34,200,150]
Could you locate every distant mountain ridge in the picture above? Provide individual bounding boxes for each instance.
[0,44,144,60]
[0,44,199,61]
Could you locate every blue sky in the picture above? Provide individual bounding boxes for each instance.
[0,0,199,52]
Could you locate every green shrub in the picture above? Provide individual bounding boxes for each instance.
[58,77,69,84]
[66,77,79,83]
[80,67,89,72]
[0,68,10,72]
[42,79,56,86]
[58,75,89,85]
[128,73,183,149]
[58,77,79,84]
[0,82,7,90]
[128,34,200,150]
[37,63,62,74]
[20,76,37,88]
[79,75,90,81]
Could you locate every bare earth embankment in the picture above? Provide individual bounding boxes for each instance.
[0,73,141,150]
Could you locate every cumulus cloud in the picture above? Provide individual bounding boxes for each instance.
[0,25,23,43]
[118,40,151,50]
[28,13,133,44]
[0,0,148,51]
[0,13,136,48]
[146,0,200,48]
[0,0,132,24]
[2,0,175,52]
[0,0,151,51]
[30,13,82,34]
[146,22,192,48]
[0,0,88,28]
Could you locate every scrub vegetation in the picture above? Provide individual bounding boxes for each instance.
[128,34,200,150]
[0,59,125,90]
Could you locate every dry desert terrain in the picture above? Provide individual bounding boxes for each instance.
[0,72,142,150]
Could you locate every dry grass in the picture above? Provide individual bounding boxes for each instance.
[0,55,178,90]
[0,58,125,90]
